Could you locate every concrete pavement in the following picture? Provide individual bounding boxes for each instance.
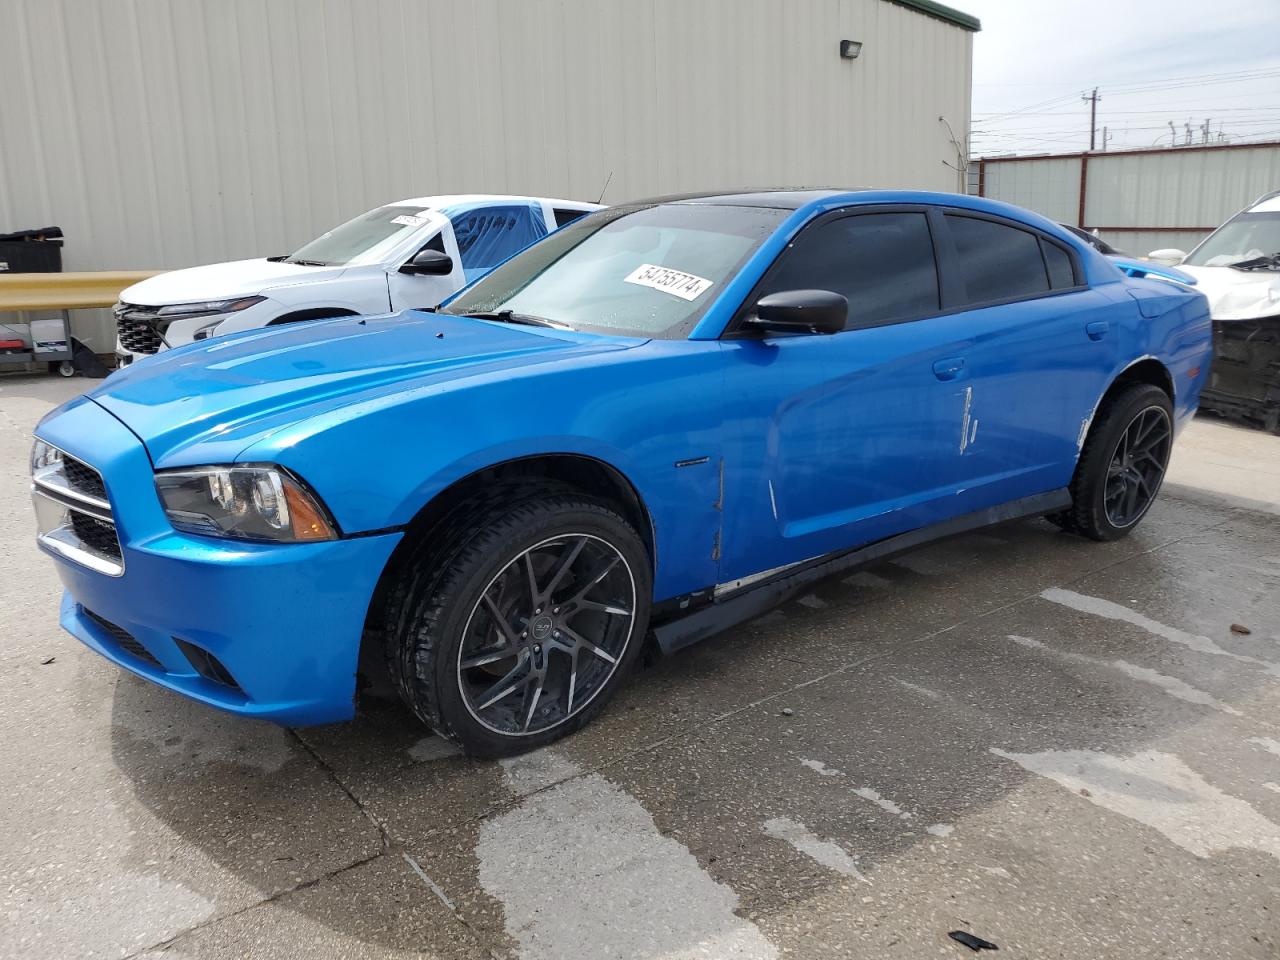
[1,375,1278,959]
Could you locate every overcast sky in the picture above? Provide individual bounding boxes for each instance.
[959,0,1280,157]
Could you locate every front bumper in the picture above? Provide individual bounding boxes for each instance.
[35,397,402,725]
[1200,315,1280,431]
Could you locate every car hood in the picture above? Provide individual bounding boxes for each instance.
[119,258,351,305]
[87,311,638,465]
[1176,264,1280,322]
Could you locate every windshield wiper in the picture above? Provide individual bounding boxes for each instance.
[1228,253,1280,271]
[456,309,570,329]
[285,258,331,267]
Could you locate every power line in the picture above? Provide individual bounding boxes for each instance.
[975,67,1280,127]
[975,106,1280,118]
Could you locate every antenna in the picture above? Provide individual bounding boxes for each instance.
[596,170,613,205]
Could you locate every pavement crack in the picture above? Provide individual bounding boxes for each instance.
[287,729,508,959]
[288,728,392,851]
[117,850,387,960]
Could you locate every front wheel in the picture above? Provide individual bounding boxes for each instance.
[386,491,651,757]
[1051,383,1174,541]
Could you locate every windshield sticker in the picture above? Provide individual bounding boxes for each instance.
[391,214,429,228]
[624,264,714,301]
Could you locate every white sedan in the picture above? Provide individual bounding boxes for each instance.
[113,194,600,364]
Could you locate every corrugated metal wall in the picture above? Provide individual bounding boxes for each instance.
[976,143,1280,258]
[0,0,973,350]
[979,156,1080,227]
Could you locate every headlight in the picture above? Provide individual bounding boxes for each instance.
[155,296,266,320]
[31,438,64,474]
[155,465,338,542]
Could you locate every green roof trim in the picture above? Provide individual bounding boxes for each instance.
[884,0,981,31]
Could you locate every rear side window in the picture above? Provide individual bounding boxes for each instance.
[946,214,1049,304]
[1041,239,1077,289]
[761,212,940,330]
[553,207,590,228]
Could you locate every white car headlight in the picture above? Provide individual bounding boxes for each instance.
[155,465,338,542]
[155,296,266,320]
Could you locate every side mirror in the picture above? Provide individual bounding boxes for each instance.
[400,249,454,276]
[1146,248,1187,266]
[745,289,846,336]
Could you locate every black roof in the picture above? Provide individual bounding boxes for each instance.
[623,188,860,210]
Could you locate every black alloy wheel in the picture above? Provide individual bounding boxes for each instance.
[457,533,638,736]
[1103,405,1172,528]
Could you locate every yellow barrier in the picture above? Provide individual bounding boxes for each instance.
[0,271,162,312]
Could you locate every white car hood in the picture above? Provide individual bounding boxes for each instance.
[119,258,350,306]
[1177,264,1280,322]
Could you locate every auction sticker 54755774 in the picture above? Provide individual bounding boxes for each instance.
[624,264,714,301]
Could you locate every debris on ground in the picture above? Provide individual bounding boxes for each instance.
[781,707,794,716]
[1230,623,1252,635]
[40,656,55,665]
[949,930,999,951]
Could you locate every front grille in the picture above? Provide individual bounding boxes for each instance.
[62,456,107,501]
[114,302,164,354]
[34,442,125,576]
[70,511,122,560]
[83,608,162,668]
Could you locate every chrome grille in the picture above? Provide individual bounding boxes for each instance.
[70,511,122,561]
[32,444,124,576]
[114,302,164,354]
[63,455,107,501]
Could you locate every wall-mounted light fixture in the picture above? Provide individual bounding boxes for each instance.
[839,39,863,59]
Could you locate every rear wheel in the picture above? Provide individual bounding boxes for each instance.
[1051,383,1173,541]
[385,490,650,756]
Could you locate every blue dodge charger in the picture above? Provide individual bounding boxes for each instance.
[31,189,1212,755]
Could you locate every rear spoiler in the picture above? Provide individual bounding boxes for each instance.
[1108,257,1198,286]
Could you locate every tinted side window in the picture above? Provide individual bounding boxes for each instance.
[1041,239,1076,289]
[946,215,1049,304]
[450,204,549,275]
[761,213,939,330]
[553,208,590,228]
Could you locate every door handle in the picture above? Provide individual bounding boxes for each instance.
[932,357,965,381]
[1086,320,1109,341]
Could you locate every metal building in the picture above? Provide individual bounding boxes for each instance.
[971,141,1280,258]
[0,0,977,350]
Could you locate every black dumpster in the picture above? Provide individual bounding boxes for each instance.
[0,226,63,273]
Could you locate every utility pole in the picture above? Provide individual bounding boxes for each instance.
[1169,120,1177,146]
[1101,126,1113,151]
[1082,87,1101,151]
[1201,118,1211,144]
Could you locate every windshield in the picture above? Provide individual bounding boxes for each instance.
[1185,211,1280,267]
[440,203,788,338]
[287,205,435,266]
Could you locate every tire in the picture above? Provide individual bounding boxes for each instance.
[384,488,651,757]
[57,360,76,378]
[1051,383,1174,541]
